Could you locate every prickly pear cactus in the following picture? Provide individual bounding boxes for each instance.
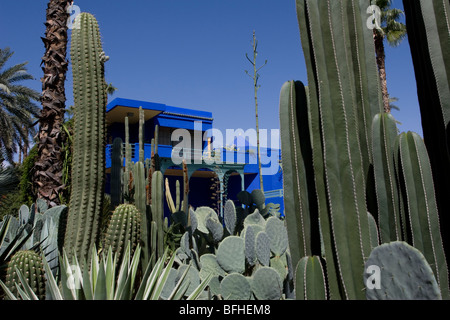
[173,194,292,300]
[251,267,283,300]
[364,241,442,300]
[5,250,46,300]
[221,273,252,300]
[216,236,245,274]
[104,204,141,259]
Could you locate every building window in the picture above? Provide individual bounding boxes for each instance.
[159,127,172,146]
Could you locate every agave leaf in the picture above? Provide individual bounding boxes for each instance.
[42,255,63,300]
[0,216,11,246]
[14,266,39,300]
[0,279,18,300]
[16,283,34,300]
[171,278,190,300]
[167,263,191,300]
[82,257,93,300]
[114,243,131,300]
[104,246,116,300]
[134,252,155,300]
[59,251,77,300]
[150,250,177,300]
[141,249,169,300]
[117,245,141,300]
[90,245,100,292]
[93,256,107,300]
[186,272,213,300]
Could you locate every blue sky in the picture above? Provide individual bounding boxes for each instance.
[0,0,423,139]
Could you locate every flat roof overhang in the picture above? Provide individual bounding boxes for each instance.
[106,98,167,125]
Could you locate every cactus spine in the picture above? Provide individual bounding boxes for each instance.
[284,0,385,300]
[5,251,46,300]
[64,12,108,263]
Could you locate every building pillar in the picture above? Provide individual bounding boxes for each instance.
[240,172,245,193]
[217,171,225,219]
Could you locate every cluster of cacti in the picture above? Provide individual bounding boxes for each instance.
[5,250,46,300]
[167,194,294,300]
[63,12,108,263]
[108,106,167,268]
[403,1,450,264]
[9,0,447,302]
[281,0,450,300]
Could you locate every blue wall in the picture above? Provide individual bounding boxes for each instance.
[105,97,284,216]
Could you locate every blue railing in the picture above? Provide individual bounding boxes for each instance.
[264,189,284,199]
[106,143,259,168]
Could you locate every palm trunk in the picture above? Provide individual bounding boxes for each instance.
[374,31,390,113]
[33,0,71,207]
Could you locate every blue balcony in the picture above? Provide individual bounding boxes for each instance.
[106,143,257,169]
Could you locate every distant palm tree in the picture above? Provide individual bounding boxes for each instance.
[372,0,407,113]
[0,48,40,164]
[0,166,19,197]
[106,82,118,96]
[33,0,71,207]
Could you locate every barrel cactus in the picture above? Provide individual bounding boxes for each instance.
[5,250,46,300]
[104,204,142,259]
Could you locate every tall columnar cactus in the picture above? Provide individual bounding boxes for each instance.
[282,0,385,300]
[295,256,327,300]
[182,160,189,215]
[371,113,401,243]
[151,170,165,262]
[394,132,449,298]
[123,116,132,201]
[5,250,46,300]
[139,106,145,163]
[110,137,124,209]
[279,81,317,268]
[132,161,149,266]
[64,12,108,263]
[403,0,450,269]
[104,204,141,259]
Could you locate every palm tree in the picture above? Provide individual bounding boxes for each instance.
[372,0,407,113]
[0,48,40,165]
[33,0,71,207]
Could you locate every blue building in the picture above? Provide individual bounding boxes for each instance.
[105,97,284,217]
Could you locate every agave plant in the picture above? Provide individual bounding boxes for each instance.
[0,242,211,300]
[0,167,19,198]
